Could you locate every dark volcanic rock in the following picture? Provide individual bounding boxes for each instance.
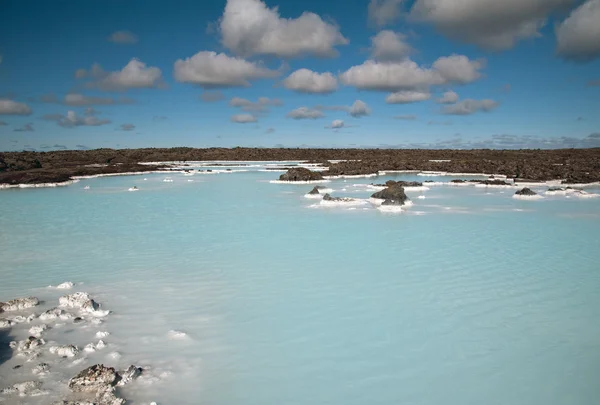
[371,184,409,205]
[451,179,466,183]
[279,167,323,182]
[375,180,422,187]
[308,186,321,195]
[68,364,120,392]
[475,179,511,186]
[515,187,537,196]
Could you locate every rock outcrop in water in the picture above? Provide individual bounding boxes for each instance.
[370,184,410,205]
[307,186,321,195]
[0,297,39,311]
[279,168,324,182]
[515,188,537,196]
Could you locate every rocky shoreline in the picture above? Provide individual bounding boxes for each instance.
[1,148,600,186]
[0,287,153,405]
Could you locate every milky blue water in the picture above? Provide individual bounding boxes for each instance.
[1,164,600,405]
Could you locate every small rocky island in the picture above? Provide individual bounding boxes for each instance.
[279,168,324,182]
[370,183,411,206]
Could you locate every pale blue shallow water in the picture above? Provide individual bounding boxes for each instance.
[1,165,600,404]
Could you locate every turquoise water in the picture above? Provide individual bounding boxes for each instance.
[1,165,600,404]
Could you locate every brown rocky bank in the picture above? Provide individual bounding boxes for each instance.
[1,147,599,185]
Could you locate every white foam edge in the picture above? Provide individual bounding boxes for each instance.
[0,179,80,189]
[324,174,378,179]
[304,194,324,199]
[377,205,404,213]
[512,194,544,200]
[269,180,331,184]
[368,198,414,207]
[319,198,369,207]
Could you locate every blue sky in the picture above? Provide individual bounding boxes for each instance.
[1,0,599,151]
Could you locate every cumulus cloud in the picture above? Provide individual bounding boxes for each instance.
[556,0,600,62]
[119,123,136,131]
[443,99,499,115]
[410,0,572,50]
[368,0,404,27]
[0,99,32,115]
[394,114,417,120]
[437,90,459,104]
[14,123,34,132]
[386,90,431,104]
[201,91,225,102]
[340,60,442,92]
[45,110,111,128]
[349,100,371,117]
[174,51,280,88]
[370,31,412,61]
[286,107,324,119]
[76,59,164,91]
[230,113,258,123]
[339,54,484,92]
[108,31,139,44]
[327,119,345,129]
[220,0,348,58]
[432,55,485,84]
[229,97,283,113]
[282,69,338,94]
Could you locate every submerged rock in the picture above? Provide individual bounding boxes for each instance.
[49,344,79,358]
[56,281,74,289]
[29,324,49,337]
[11,336,45,353]
[59,292,99,313]
[370,184,410,205]
[68,364,120,392]
[117,365,143,386]
[0,380,44,396]
[0,297,39,311]
[515,187,537,196]
[39,307,74,321]
[279,168,324,182]
[381,198,405,206]
[32,363,50,375]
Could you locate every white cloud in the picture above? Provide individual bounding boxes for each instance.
[174,51,279,88]
[220,0,348,58]
[370,30,412,61]
[63,94,134,106]
[556,0,600,62]
[386,90,431,104]
[339,60,442,92]
[287,107,324,119]
[368,0,404,27]
[282,69,338,94]
[437,90,459,104]
[230,113,258,123]
[76,59,163,91]
[58,110,111,127]
[340,54,484,92]
[328,119,345,129]
[229,97,283,112]
[0,99,32,115]
[443,99,498,115]
[410,0,572,50]
[349,100,371,117]
[108,31,139,45]
[432,55,484,84]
